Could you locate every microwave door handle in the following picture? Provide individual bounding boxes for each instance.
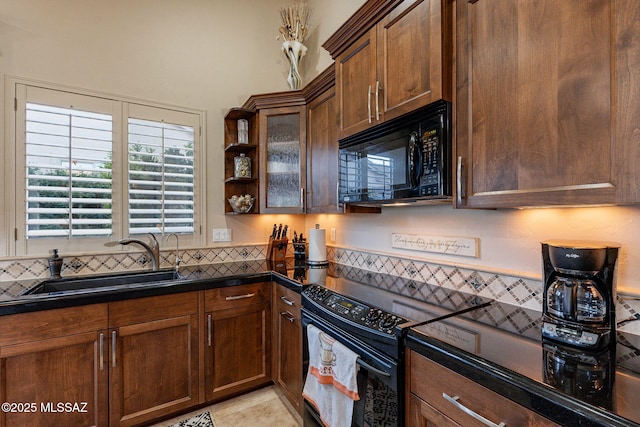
[408,132,422,189]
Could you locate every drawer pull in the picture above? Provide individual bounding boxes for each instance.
[280,296,295,306]
[99,333,104,371]
[375,80,382,121]
[207,314,212,347]
[112,331,117,368]
[456,156,464,205]
[225,292,256,301]
[280,311,295,322]
[367,85,373,123]
[442,393,506,427]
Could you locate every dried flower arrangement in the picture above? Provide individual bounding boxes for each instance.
[277,1,312,44]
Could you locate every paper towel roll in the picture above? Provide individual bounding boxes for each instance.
[307,225,328,265]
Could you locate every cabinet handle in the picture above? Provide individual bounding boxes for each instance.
[300,187,305,211]
[99,333,104,371]
[225,292,256,301]
[280,311,295,322]
[442,393,506,427]
[367,85,373,123]
[456,156,464,205]
[336,181,340,211]
[280,296,295,306]
[111,331,117,368]
[375,81,382,121]
[207,314,212,347]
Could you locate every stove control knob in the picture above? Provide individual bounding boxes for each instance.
[381,315,398,329]
[367,309,382,322]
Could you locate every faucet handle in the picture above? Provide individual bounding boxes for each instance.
[148,233,158,247]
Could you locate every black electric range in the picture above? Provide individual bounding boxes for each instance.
[294,263,492,427]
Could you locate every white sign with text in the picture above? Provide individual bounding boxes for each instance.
[391,233,478,258]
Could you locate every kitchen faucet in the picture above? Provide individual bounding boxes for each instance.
[165,233,181,268]
[118,233,160,271]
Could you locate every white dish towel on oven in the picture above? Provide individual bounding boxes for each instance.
[303,324,360,427]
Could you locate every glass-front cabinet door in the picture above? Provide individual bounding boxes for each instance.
[259,105,306,213]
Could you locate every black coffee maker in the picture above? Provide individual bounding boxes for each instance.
[541,241,619,350]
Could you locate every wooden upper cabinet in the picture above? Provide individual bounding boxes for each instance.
[305,65,341,213]
[336,28,378,138]
[456,0,640,208]
[242,92,307,214]
[328,0,453,139]
[377,0,451,122]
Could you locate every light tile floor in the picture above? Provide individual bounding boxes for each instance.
[151,386,302,427]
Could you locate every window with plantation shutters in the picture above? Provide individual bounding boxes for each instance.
[127,117,195,235]
[12,81,203,256]
[25,103,113,238]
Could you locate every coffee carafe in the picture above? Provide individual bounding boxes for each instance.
[541,241,619,349]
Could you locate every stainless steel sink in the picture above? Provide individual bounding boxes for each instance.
[22,269,179,296]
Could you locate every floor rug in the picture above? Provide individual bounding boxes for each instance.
[167,411,214,427]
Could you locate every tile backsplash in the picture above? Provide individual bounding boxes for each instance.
[1,243,638,322]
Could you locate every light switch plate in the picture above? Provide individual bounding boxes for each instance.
[212,229,232,242]
[330,228,336,242]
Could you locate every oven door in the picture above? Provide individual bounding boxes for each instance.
[301,309,402,427]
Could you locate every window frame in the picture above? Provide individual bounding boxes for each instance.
[5,77,206,257]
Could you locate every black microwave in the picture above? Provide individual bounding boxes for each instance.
[338,100,451,205]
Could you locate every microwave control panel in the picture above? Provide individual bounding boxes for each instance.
[420,129,442,196]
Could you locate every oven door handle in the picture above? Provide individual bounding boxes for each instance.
[357,358,391,378]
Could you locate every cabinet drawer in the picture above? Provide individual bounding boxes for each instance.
[109,291,198,327]
[275,285,301,315]
[0,303,108,347]
[409,351,559,427]
[204,282,270,311]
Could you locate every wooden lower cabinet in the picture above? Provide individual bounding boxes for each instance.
[272,284,303,414]
[109,292,200,427]
[0,304,109,427]
[407,350,560,427]
[204,282,271,401]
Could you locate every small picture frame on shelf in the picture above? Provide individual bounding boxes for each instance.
[237,119,249,144]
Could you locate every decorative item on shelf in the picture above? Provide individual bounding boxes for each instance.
[267,223,289,261]
[277,1,312,90]
[292,230,307,260]
[228,194,255,214]
[234,153,251,178]
[237,119,249,144]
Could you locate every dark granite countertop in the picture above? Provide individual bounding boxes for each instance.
[406,302,640,427]
[0,259,304,316]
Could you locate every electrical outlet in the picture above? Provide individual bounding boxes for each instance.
[330,228,336,242]
[212,228,232,242]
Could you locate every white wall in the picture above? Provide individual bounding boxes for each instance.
[307,205,640,295]
[0,0,314,254]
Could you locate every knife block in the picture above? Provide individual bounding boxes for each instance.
[267,238,288,262]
